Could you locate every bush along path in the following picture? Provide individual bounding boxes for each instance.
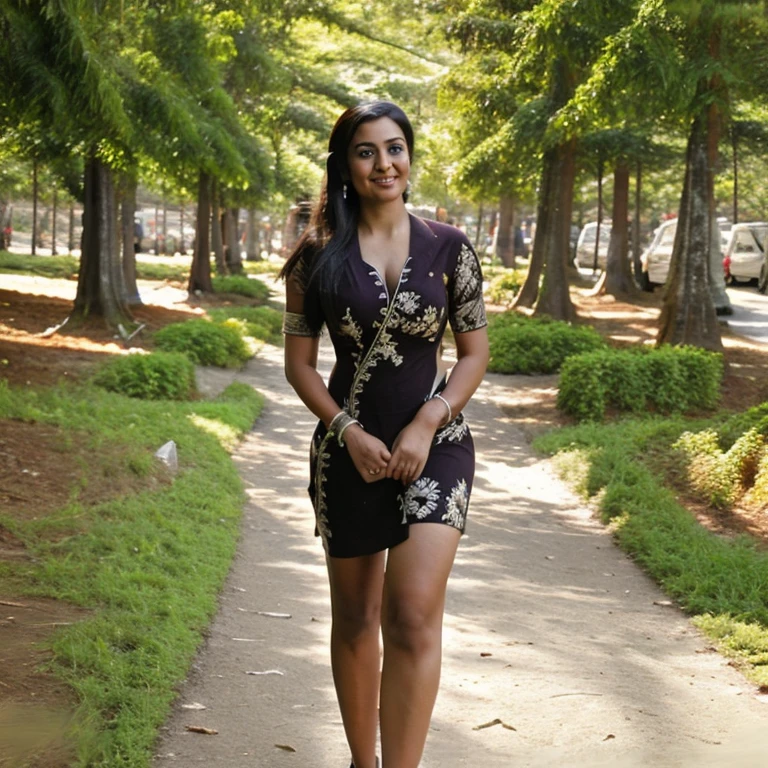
[154,345,768,768]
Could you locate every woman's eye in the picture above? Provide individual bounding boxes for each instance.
[389,145,404,154]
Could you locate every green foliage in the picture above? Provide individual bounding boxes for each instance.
[535,415,768,684]
[93,352,196,401]
[487,269,523,305]
[208,306,283,346]
[674,428,765,509]
[0,380,263,767]
[487,312,606,375]
[211,274,271,300]
[154,319,251,368]
[557,346,723,421]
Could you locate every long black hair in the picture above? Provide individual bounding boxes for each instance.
[280,101,415,334]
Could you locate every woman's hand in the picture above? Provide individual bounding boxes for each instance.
[344,425,392,483]
[386,421,436,486]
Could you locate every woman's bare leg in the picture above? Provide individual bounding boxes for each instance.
[379,524,461,768]
[327,551,386,768]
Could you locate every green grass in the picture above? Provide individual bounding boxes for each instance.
[0,378,264,766]
[211,274,271,300]
[0,250,80,278]
[535,415,768,686]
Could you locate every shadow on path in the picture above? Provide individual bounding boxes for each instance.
[153,351,768,768]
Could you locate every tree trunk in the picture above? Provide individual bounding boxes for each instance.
[474,203,484,249]
[211,180,226,275]
[224,207,243,274]
[246,208,260,261]
[51,184,57,255]
[530,141,577,321]
[732,128,738,224]
[632,160,643,281]
[72,155,133,329]
[495,196,516,268]
[121,175,141,305]
[603,162,638,297]
[68,202,75,254]
[189,170,214,293]
[161,197,168,254]
[707,97,731,315]
[154,202,160,255]
[179,201,187,254]
[592,155,604,272]
[513,150,555,309]
[657,109,723,350]
[32,160,38,256]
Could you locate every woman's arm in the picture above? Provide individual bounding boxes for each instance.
[386,326,489,484]
[284,279,391,481]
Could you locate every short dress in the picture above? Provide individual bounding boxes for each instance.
[283,215,487,558]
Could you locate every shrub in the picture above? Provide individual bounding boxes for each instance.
[487,270,523,305]
[208,306,283,345]
[674,427,765,509]
[154,319,252,367]
[487,312,606,374]
[557,345,724,422]
[93,352,196,400]
[212,274,271,300]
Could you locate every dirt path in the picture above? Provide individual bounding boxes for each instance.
[153,345,768,768]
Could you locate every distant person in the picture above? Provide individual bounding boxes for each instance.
[280,101,489,768]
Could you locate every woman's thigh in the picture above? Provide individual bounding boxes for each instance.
[327,551,387,634]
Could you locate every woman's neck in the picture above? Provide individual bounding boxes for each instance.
[357,200,409,238]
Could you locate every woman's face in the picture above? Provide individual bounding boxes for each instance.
[346,117,410,205]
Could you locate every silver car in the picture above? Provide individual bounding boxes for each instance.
[575,221,612,270]
[640,218,677,289]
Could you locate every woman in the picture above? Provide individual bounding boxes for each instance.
[281,101,489,768]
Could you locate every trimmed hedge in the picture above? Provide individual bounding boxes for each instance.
[487,312,606,374]
[211,274,271,300]
[557,345,724,421]
[154,318,252,368]
[93,351,196,400]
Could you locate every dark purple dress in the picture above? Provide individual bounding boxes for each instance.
[284,216,487,558]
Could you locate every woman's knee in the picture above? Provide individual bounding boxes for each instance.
[332,598,382,646]
[382,595,442,654]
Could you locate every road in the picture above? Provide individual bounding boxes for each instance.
[726,285,768,345]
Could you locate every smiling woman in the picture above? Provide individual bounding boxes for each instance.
[278,102,489,768]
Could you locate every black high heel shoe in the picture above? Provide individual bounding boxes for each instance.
[349,759,380,768]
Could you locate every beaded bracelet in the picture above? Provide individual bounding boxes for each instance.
[432,393,452,426]
[329,410,362,447]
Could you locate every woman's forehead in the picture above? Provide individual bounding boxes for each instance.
[349,117,406,146]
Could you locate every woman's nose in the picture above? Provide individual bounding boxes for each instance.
[375,152,392,171]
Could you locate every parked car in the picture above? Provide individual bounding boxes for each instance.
[640,218,677,290]
[722,222,767,284]
[575,221,612,270]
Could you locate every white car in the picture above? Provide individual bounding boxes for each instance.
[723,222,767,284]
[575,221,612,270]
[640,218,677,289]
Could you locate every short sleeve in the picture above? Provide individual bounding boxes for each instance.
[282,252,322,338]
[448,241,487,333]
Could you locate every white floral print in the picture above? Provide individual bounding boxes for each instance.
[442,479,469,530]
[400,477,442,522]
[435,414,468,445]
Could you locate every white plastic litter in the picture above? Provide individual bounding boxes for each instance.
[154,440,178,473]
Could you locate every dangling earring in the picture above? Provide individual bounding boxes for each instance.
[342,183,348,201]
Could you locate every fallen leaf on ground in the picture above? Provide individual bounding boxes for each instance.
[181,703,207,710]
[256,611,292,618]
[185,725,218,735]
[480,652,493,657]
[275,744,297,752]
[0,600,26,608]
[603,734,615,741]
[653,600,673,607]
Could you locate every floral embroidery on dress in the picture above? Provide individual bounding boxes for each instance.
[400,477,442,522]
[449,243,487,333]
[443,478,469,530]
[435,413,469,445]
[313,434,333,548]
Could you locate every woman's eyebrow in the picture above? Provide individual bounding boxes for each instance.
[353,138,406,149]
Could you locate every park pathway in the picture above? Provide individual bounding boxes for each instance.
[153,344,768,768]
